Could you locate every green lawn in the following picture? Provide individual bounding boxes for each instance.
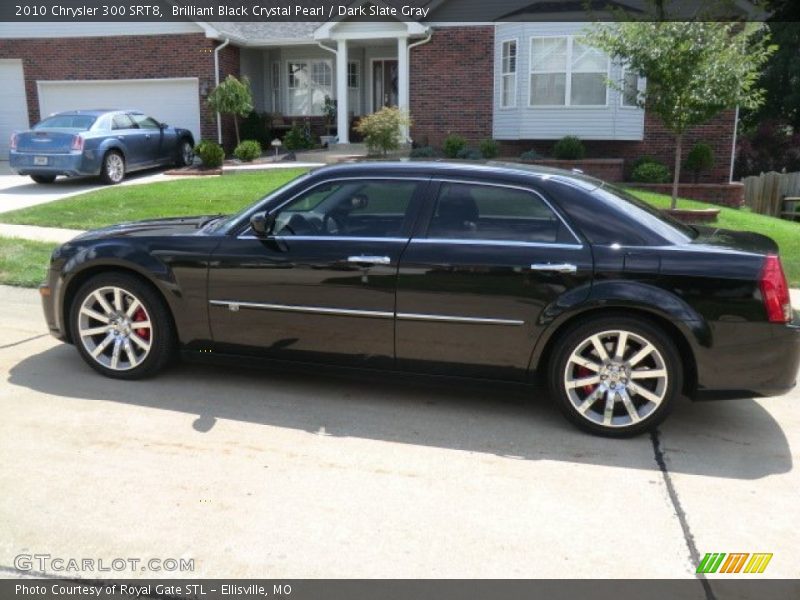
[629,189,800,286]
[0,169,798,288]
[0,169,309,231]
[0,237,56,287]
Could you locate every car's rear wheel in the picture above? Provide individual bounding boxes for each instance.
[70,273,175,379]
[100,151,125,185]
[30,174,56,184]
[549,316,682,437]
[176,139,194,167]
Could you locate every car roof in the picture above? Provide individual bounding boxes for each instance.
[309,160,605,190]
[47,109,145,117]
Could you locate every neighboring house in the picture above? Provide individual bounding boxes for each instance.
[0,0,756,183]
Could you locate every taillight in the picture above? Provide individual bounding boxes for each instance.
[760,255,792,324]
[70,135,84,152]
[10,133,17,151]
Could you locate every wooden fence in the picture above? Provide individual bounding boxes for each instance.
[742,171,800,216]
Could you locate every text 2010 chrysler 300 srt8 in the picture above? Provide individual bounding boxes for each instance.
[39,162,800,436]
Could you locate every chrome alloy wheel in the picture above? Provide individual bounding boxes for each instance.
[77,286,152,371]
[181,141,194,165]
[105,153,124,183]
[563,329,668,428]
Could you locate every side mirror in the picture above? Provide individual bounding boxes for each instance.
[160,122,168,129]
[250,212,275,236]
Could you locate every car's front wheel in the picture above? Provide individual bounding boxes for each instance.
[549,316,682,437]
[100,151,125,185]
[30,174,56,184]
[70,273,175,379]
[176,139,194,167]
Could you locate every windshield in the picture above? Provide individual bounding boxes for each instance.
[35,115,96,130]
[215,170,314,234]
[593,184,698,243]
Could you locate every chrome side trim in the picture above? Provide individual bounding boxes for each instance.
[209,300,393,319]
[530,262,578,273]
[410,238,582,249]
[237,235,409,243]
[209,300,523,325]
[397,313,524,326]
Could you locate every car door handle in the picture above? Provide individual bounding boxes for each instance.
[145,134,151,139]
[347,255,391,265]
[530,262,578,273]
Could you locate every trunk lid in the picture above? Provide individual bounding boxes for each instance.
[15,129,81,154]
[690,225,779,256]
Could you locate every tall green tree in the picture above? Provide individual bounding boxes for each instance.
[206,75,253,146]
[587,21,774,208]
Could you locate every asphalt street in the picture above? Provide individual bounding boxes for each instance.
[0,284,798,589]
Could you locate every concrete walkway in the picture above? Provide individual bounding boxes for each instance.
[0,223,84,243]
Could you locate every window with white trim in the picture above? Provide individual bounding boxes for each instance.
[621,66,644,108]
[529,36,608,107]
[271,62,282,113]
[348,61,360,115]
[501,40,517,108]
[287,60,333,116]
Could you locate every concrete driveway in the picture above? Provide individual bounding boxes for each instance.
[0,160,184,214]
[0,285,798,587]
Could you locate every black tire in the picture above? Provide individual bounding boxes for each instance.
[70,272,176,380]
[99,150,125,185]
[30,174,56,184]
[175,139,194,167]
[548,315,682,438]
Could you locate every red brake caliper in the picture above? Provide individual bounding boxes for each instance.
[577,365,595,395]
[133,307,150,341]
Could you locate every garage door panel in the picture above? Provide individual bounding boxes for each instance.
[0,59,30,158]
[37,78,201,143]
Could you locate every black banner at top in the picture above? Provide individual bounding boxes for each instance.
[0,0,779,23]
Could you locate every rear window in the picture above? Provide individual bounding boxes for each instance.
[34,115,96,130]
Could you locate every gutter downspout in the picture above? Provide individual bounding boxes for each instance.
[214,38,231,145]
[729,105,740,183]
[406,32,433,142]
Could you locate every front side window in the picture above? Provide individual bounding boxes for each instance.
[530,36,608,107]
[426,183,569,244]
[287,60,333,116]
[272,180,418,238]
[130,114,160,129]
[501,40,517,108]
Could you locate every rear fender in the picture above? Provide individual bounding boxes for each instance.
[528,280,711,371]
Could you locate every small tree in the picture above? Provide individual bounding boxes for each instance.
[356,107,411,156]
[206,75,253,146]
[587,21,774,208]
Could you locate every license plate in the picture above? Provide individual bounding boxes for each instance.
[33,156,48,166]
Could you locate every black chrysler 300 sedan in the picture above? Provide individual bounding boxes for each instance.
[40,162,800,436]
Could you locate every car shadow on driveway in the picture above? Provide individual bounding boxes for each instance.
[7,344,792,480]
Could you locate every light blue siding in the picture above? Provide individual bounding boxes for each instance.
[493,22,645,141]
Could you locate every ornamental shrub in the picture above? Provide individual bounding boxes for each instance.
[553,135,586,160]
[442,134,467,159]
[479,139,500,159]
[234,140,262,162]
[355,106,411,156]
[684,142,715,182]
[195,140,225,168]
[631,161,671,183]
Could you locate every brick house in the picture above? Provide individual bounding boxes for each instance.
[0,2,741,184]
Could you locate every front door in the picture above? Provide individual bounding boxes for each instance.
[395,180,594,381]
[208,177,427,367]
[372,60,398,111]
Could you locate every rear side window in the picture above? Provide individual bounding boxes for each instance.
[426,182,572,244]
[112,114,135,130]
[35,115,96,130]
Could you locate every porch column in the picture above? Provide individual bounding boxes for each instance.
[397,36,409,142]
[336,38,349,144]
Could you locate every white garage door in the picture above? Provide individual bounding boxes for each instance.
[0,59,30,158]
[37,78,201,142]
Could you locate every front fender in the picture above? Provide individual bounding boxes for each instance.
[528,280,712,371]
[57,242,183,341]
